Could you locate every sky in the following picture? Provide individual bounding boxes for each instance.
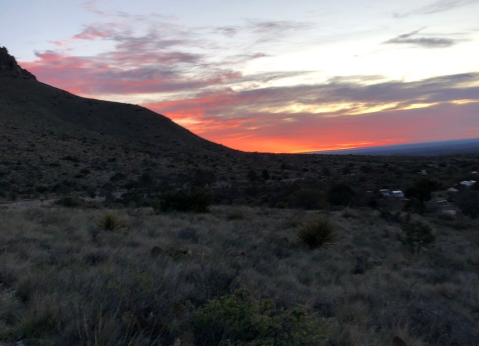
[1,0,479,153]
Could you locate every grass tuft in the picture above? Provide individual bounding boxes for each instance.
[297,216,337,248]
[96,213,128,231]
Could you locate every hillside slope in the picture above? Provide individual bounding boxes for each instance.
[0,47,230,152]
[0,47,239,197]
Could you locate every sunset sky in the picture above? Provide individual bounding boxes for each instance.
[2,0,479,152]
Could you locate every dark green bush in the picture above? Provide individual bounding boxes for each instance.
[193,169,216,187]
[400,220,435,254]
[297,217,337,248]
[227,211,245,220]
[54,196,82,208]
[194,288,328,346]
[35,185,48,193]
[456,190,479,218]
[160,190,212,213]
[293,188,328,210]
[322,167,331,176]
[247,170,260,182]
[261,169,270,180]
[327,183,355,206]
[405,179,441,201]
[404,198,427,215]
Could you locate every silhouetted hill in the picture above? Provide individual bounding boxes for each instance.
[0,46,243,196]
[0,47,230,153]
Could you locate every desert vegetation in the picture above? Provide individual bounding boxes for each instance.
[2,48,479,345]
[0,204,478,345]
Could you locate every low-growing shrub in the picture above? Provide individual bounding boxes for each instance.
[96,213,128,231]
[456,190,479,218]
[54,196,83,208]
[293,188,328,210]
[178,227,199,243]
[297,217,337,248]
[159,190,212,213]
[227,211,245,220]
[327,183,355,206]
[405,178,441,201]
[194,287,328,345]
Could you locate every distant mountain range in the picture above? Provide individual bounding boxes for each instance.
[311,138,479,156]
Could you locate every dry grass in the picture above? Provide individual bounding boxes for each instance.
[0,205,478,345]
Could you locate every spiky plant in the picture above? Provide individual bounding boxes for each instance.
[96,213,127,231]
[297,216,337,249]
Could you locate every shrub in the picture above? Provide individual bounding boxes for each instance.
[96,213,127,231]
[399,220,435,254]
[456,190,479,218]
[227,211,245,220]
[322,167,331,176]
[297,217,337,248]
[247,170,260,182]
[55,196,82,207]
[178,227,199,243]
[159,190,212,213]
[261,169,270,180]
[327,183,355,206]
[379,208,392,220]
[293,188,328,210]
[194,288,328,346]
[404,198,427,215]
[110,172,125,182]
[405,178,441,201]
[35,185,48,193]
[193,169,216,187]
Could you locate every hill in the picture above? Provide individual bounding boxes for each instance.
[0,46,243,197]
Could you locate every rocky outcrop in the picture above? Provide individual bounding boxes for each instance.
[0,46,36,80]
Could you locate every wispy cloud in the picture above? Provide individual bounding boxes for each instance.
[138,72,479,152]
[384,28,461,48]
[393,0,479,18]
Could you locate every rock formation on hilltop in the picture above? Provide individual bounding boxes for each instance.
[0,46,36,80]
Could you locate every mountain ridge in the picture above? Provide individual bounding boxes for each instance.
[0,46,36,80]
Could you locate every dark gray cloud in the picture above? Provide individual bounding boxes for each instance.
[384,29,460,48]
[143,71,479,121]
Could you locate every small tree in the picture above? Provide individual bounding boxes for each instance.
[261,169,270,180]
[405,178,440,201]
[400,221,435,254]
[327,183,355,206]
[159,189,212,213]
[456,190,479,218]
[193,169,216,187]
[247,170,259,182]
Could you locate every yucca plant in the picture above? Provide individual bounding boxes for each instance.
[297,216,337,248]
[96,213,127,231]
